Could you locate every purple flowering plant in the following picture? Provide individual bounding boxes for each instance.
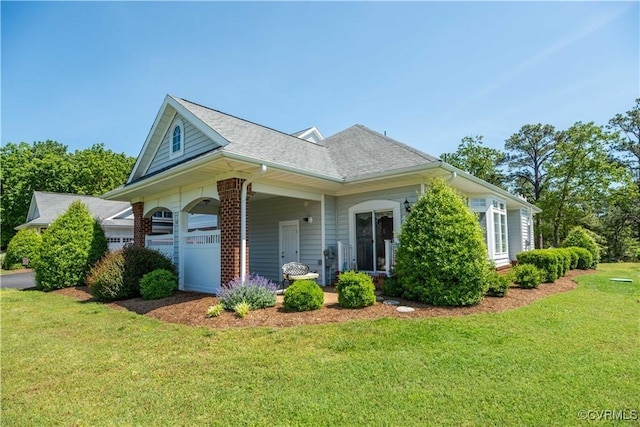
[217,273,277,310]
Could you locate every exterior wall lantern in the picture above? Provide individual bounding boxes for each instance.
[403,199,412,213]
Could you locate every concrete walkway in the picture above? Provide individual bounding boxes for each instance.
[0,271,36,289]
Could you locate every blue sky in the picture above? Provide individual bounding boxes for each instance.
[2,1,638,158]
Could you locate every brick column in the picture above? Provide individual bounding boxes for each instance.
[217,178,251,285]
[132,202,152,248]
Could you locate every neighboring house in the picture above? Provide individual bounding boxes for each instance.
[104,95,541,294]
[17,192,136,251]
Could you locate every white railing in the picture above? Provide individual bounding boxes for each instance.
[337,241,354,272]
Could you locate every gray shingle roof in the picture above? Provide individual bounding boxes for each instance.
[172,97,342,179]
[322,125,440,179]
[21,192,131,228]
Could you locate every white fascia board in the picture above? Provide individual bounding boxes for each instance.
[166,96,230,148]
[438,162,542,213]
[296,126,325,143]
[104,151,343,201]
[128,95,173,183]
[105,207,134,221]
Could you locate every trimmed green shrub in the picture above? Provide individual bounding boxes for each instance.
[555,248,572,276]
[563,227,600,268]
[551,248,571,277]
[516,249,559,283]
[566,247,579,270]
[206,304,224,318]
[511,264,543,289]
[86,247,176,301]
[140,269,177,300]
[382,275,403,298]
[35,201,108,291]
[395,179,490,306]
[283,280,324,312]
[569,247,593,270]
[336,271,376,309]
[218,274,277,310]
[4,229,42,269]
[485,271,510,297]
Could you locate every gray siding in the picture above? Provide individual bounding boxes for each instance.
[249,197,323,285]
[147,115,219,175]
[335,186,420,243]
[324,195,338,282]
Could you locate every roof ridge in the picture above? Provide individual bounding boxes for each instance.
[35,191,105,199]
[173,96,322,147]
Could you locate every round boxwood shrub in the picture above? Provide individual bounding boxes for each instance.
[563,227,600,268]
[336,271,376,308]
[86,246,176,301]
[4,229,42,269]
[485,271,510,297]
[140,269,178,300]
[516,249,559,283]
[569,247,593,270]
[283,279,324,312]
[35,200,108,291]
[395,178,490,306]
[511,264,543,289]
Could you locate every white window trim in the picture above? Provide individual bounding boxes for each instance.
[169,118,185,160]
[488,197,509,259]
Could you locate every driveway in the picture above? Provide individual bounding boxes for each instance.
[0,271,36,289]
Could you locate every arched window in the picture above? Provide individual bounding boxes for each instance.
[169,119,184,159]
[172,126,181,152]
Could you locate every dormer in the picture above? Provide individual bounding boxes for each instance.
[291,126,324,144]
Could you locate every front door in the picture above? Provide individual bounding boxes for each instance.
[279,220,299,264]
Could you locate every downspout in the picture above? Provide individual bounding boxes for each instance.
[241,164,267,282]
[447,171,457,181]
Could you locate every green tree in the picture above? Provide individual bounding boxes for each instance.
[395,178,490,306]
[608,98,640,187]
[504,124,556,248]
[539,122,626,246]
[597,183,640,261]
[608,99,640,241]
[70,144,136,195]
[35,200,108,291]
[0,141,135,248]
[0,141,73,247]
[441,136,507,188]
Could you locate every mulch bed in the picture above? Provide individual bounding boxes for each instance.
[52,269,592,329]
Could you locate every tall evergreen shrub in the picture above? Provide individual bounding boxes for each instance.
[563,227,600,268]
[395,178,490,306]
[35,200,108,291]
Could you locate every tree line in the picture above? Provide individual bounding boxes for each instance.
[441,99,640,261]
[0,141,135,248]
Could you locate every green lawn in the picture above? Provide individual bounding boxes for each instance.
[2,264,639,426]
